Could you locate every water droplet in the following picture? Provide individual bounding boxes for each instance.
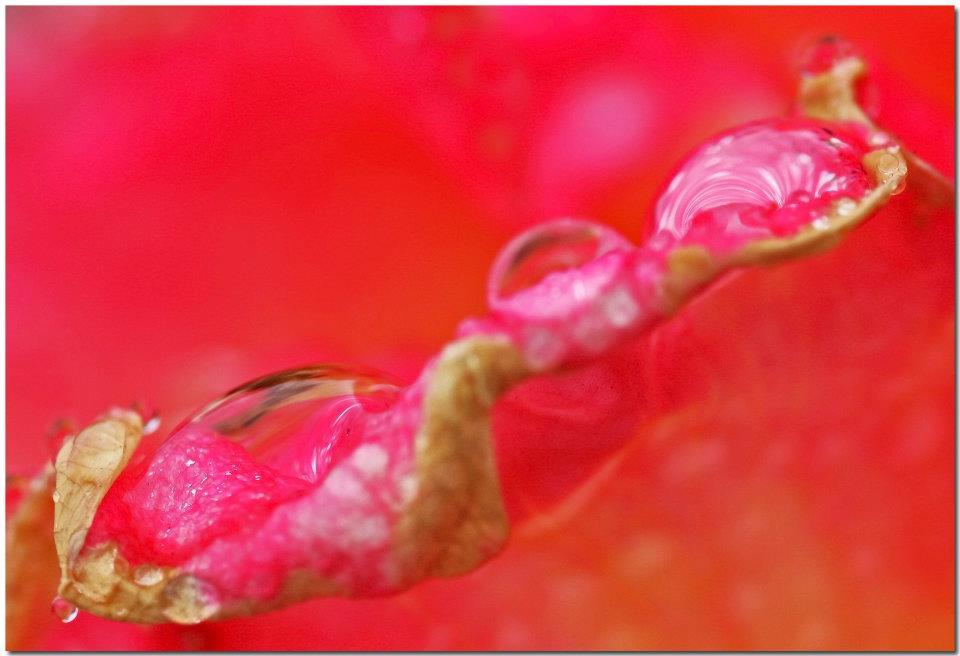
[161,575,220,624]
[488,218,631,308]
[877,152,901,175]
[174,366,400,484]
[653,121,871,243]
[52,490,61,503]
[811,217,831,231]
[133,564,164,587]
[51,596,79,623]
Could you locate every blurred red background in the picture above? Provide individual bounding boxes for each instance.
[6,6,955,650]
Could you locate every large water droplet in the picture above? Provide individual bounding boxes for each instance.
[51,596,79,623]
[171,366,401,484]
[488,218,631,308]
[653,119,871,246]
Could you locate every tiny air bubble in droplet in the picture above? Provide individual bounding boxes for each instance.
[51,596,79,623]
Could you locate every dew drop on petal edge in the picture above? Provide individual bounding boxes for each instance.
[489,218,631,304]
[173,366,401,484]
[51,596,79,623]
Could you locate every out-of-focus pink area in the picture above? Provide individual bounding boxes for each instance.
[6,6,954,650]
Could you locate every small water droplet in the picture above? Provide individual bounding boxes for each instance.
[811,217,831,231]
[161,575,221,624]
[51,596,79,623]
[877,152,901,175]
[488,218,631,308]
[52,490,61,503]
[133,564,164,587]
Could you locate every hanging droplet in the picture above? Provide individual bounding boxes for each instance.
[873,151,908,196]
[51,596,79,623]
[171,365,401,484]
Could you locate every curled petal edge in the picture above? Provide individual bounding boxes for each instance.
[41,49,947,625]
